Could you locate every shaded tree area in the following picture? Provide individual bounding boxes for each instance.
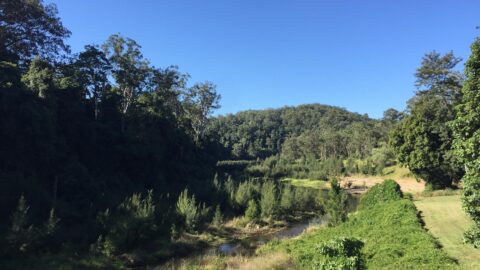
[0,0,224,262]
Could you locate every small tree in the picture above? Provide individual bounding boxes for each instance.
[260,181,278,220]
[280,185,294,214]
[176,189,209,233]
[325,179,348,226]
[212,205,223,228]
[245,199,260,222]
[6,195,35,254]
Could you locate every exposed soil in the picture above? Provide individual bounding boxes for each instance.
[341,176,425,194]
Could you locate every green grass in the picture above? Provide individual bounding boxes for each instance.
[382,164,413,179]
[281,178,329,190]
[261,181,458,269]
[415,195,480,269]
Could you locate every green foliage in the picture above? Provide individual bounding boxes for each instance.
[324,179,348,226]
[209,104,388,160]
[280,185,295,213]
[21,57,54,98]
[0,0,71,64]
[314,237,365,270]
[235,180,260,208]
[212,205,223,227]
[358,179,403,210]
[260,181,278,220]
[97,190,159,253]
[263,192,457,269]
[5,195,35,255]
[463,225,480,248]
[451,37,480,248]
[245,199,260,222]
[391,51,464,189]
[176,189,209,233]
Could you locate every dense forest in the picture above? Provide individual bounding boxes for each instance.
[1,1,480,269]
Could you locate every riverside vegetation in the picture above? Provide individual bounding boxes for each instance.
[1,1,480,269]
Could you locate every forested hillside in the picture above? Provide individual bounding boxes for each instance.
[209,104,391,160]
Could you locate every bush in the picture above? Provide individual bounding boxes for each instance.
[464,225,480,248]
[260,181,278,220]
[235,180,260,208]
[245,199,260,222]
[358,179,403,210]
[212,205,223,228]
[5,195,36,255]
[313,237,365,270]
[324,179,348,226]
[280,185,294,213]
[96,190,158,253]
[176,189,209,233]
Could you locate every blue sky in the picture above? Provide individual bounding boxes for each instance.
[49,0,479,118]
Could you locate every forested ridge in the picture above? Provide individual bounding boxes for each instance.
[209,104,388,160]
[1,0,480,269]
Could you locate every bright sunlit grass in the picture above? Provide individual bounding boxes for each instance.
[281,178,329,190]
[415,195,480,269]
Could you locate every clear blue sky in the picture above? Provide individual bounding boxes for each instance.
[49,0,479,118]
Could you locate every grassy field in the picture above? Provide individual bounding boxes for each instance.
[415,195,480,269]
[281,178,329,190]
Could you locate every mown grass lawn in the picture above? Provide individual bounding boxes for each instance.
[415,195,480,269]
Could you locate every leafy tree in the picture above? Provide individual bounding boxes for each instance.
[382,108,403,124]
[102,34,152,115]
[0,0,71,64]
[21,57,54,98]
[74,45,111,119]
[415,51,463,112]
[184,81,221,141]
[391,51,464,189]
[451,38,480,248]
[325,179,348,226]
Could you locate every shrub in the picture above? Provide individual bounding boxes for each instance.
[324,179,348,226]
[235,180,259,208]
[176,189,209,233]
[280,185,294,213]
[313,237,365,270]
[97,190,158,253]
[260,181,278,220]
[245,199,260,222]
[212,205,223,228]
[5,195,36,255]
[358,179,403,210]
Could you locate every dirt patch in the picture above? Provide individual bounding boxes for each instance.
[341,176,425,194]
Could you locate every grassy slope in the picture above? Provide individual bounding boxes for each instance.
[261,198,457,269]
[415,195,480,269]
